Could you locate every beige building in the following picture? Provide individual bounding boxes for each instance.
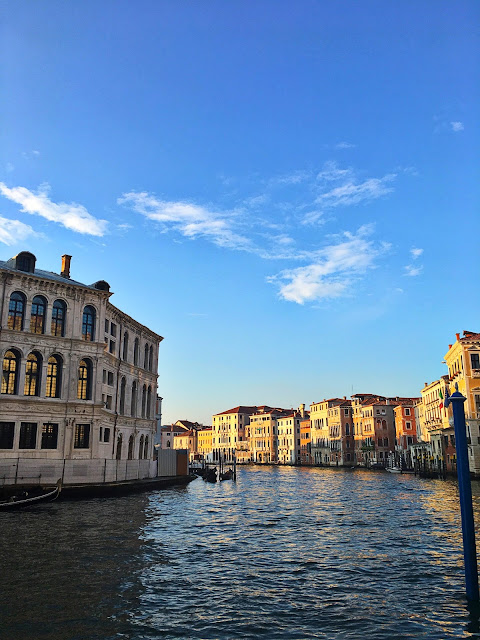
[0,251,162,486]
[173,429,198,460]
[250,407,290,463]
[277,407,306,465]
[211,405,263,463]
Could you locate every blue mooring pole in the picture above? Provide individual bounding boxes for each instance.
[445,386,479,601]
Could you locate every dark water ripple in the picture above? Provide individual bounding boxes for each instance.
[1,467,480,639]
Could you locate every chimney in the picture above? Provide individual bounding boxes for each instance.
[299,403,305,418]
[455,332,460,341]
[61,254,72,279]
[449,344,452,350]
[424,382,428,387]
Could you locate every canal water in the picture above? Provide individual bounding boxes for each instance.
[2,466,480,640]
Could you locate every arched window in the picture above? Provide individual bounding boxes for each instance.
[119,377,126,415]
[46,355,62,398]
[166,439,171,448]
[8,292,26,331]
[128,434,135,460]
[2,350,20,394]
[144,343,149,369]
[116,433,123,460]
[149,345,153,372]
[131,381,137,417]
[24,352,42,396]
[144,435,149,459]
[77,359,92,400]
[146,386,152,419]
[139,435,144,459]
[133,338,139,366]
[30,296,47,334]
[51,300,66,337]
[141,385,147,418]
[82,306,95,341]
[122,331,129,361]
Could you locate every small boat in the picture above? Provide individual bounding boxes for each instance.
[386,466,402,474]
[219,469,234,481]
[203,468,217,483]
[0,479,62,510]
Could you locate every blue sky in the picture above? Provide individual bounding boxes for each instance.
[1,1,478,424]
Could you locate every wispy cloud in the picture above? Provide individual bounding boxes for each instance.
[404,264,423,277]
[0,183,108,236]
[21,150,41,159]
[118,191,252,250]
[0,216,39,246]
[334,141,356,150]
[404,247,423,276]
[267,224,387,304]
[410,247,423,258]
[316,171,396,208]
[451,121,464,132]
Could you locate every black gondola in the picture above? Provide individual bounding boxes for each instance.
[0,479,62,510]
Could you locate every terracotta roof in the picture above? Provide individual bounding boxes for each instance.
[214,405,271,416]
[460,331,480,341]
[161,425,187,433]
[174,429,194,437]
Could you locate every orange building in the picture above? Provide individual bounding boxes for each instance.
[300,415,312,465]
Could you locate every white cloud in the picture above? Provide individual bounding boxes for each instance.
[451,121,464,132]
[404,264,423,277]
[316,161,354,183]
[0,216,39,246]
[334,141,356,150]
[316,174,396,208]
[274,234,295,246]
[410,247,423,259]
[301,210,326,226]
[0,183,107,236]
[268,225,385,304]
[118,191,251,250]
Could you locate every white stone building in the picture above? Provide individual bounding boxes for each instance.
[0,251,163,486]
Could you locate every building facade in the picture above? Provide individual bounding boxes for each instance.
[0,251,162,485]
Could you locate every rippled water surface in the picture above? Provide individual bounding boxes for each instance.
[2,466,480,640]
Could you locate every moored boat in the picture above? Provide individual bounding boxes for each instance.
[0,479,62,510]
[386,466,402,474]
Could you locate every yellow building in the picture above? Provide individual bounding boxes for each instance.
[197,427,212,459]
[277,407,306,465]
[310,398,343,465]
[444,331,480,475]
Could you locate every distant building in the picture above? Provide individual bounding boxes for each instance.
[299,414,312,465]
[277,406,306,465]
[250,407,290,463]
[212,405,264,463]
[394,400,419,466]
[0,251,162,486]
[160,424,187,450]
[197,426,213,461]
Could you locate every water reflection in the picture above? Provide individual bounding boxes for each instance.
[1,468,480,639]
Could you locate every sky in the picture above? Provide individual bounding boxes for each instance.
[1,1,479,424]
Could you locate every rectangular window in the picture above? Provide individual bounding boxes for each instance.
[0,422,15,449]
[471,354,480,369]
[102,369,107,383]
[106,395,112,410]
[105,319,109,332]
[74,424,90,448]
[110,322,117,337]
[103,427,111,443]
[405,408,411,416]
[107,371,114,386]
[406,422,411,430]
[41,423,58,449]
[19,422,37,449]
[109,340,115,354]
